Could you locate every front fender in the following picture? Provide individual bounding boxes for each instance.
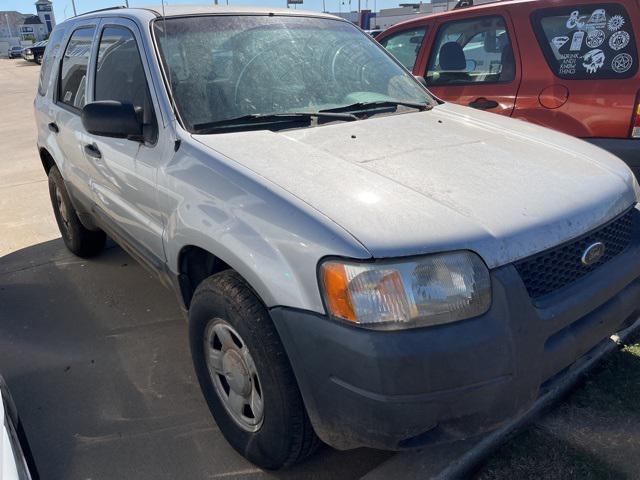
[161,138,371,313]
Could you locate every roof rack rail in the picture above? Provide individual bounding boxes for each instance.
[74,5,127,17]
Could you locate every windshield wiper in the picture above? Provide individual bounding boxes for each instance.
[320,100,432,115]
[193,111,357,134]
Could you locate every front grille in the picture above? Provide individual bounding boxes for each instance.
[515,208,635,299]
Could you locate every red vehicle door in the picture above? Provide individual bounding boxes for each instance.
[512,0,640,139]
[414,9,522,116]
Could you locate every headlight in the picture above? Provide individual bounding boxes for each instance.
[25,49,31,54]
[319,251,491,330]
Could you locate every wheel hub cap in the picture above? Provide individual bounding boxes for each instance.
[55,188,70,230]
[204,319,264,432]
[222,349,250,396]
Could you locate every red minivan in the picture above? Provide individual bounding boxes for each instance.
[377,0,640,177]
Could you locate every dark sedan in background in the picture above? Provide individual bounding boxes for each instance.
[8,46,23,59]
[22,41,47,64]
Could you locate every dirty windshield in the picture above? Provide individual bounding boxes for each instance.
[154,15,433,132]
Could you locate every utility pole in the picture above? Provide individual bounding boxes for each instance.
[124,0,129,6]
[5,14,12,38]
[70,0,77,16]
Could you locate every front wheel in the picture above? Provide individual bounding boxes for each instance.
[48,166,106,257]
[189,270,319,469]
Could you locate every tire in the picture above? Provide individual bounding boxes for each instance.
[48,166,106,258]
[189,270,320,469]
[35,54,42,65]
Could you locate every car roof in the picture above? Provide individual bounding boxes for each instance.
[386,0,540,30]
[73,4,341,22]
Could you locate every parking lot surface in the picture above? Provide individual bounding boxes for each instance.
[0,58,392,479]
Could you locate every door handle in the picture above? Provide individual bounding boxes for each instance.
[84,143,102,159]
[48,122,59,133]
[468,98,500,110]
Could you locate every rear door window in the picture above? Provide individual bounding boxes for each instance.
[378,27,427,70]
[425,16,516,85]
[58,27,95,110]
[532,3,637,79]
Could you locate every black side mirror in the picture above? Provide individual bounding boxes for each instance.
[81,101,143,141]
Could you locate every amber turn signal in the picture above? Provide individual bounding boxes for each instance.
[320,262,357,323]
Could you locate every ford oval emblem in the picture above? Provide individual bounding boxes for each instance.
[581,242,606,266]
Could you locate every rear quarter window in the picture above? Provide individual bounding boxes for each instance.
[38,27,66,96]
[532,3,637,80]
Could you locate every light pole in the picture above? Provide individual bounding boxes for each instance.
[4,13,12,38]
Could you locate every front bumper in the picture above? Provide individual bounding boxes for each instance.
[587,138,640,180]
[271,214,640,451]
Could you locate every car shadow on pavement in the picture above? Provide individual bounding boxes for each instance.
[0,239,391,479]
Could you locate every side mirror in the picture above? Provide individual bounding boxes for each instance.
[81,101,143,141]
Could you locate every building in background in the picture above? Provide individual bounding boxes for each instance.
[1,1,55,55]
[371,3,433,30]
[35,0,56,34]
[0,11,29,53]
[331,0,498,30]
[19,15,49,42]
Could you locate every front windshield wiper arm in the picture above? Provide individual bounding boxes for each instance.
[193,111,357,134]
[320,100,433,115]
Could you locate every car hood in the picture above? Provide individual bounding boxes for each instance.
[193,103,637,267]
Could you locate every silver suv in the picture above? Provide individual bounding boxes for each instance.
[35,6,640,469]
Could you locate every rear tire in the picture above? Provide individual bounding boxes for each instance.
[189,270,320,469]
[48,166,106,258]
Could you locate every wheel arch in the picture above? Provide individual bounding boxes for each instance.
[176,243,278,312]
[177,245,232,309]
[39,147,57,175]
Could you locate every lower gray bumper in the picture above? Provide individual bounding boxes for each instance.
[271,228,640,451]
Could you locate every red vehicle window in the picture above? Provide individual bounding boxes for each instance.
[426,15,515,86]
[378,27,428,70]
[532,3,637,80]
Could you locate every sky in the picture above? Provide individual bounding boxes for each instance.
[2,0,408,22]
